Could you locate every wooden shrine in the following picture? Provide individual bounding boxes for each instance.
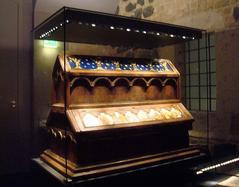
[40,54,202,180]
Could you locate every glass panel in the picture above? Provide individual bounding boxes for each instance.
[186,63,189,74]
[190,87,199,98]
[200,48,206,61]
[211,73,216,85]
[185,43,188,51]
[186,75,190,85]
[200,74,207,86]
[190,99,199,110]
[181,78,186,87]
[211,99,216,111]
[210,47,215,59]
[190,62,199,74]
[211,86,216,98]
[189,40,198,50]
[182,98,186,106]
[33,9,66,177]
[210,59,216,72]
[186,99,190,108]
[200,86,207,98]
[190,74,199,86]
[199,36,206,48]
[185,51,189,62]
[186,87,190,98]
[200,60,207,73]
[190,50,198,62]
[200,99,208,111]
[210,34,215,45]
[185,33,216,113]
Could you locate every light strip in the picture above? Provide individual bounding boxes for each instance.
[196,157,239,175]
[38,20,196,40]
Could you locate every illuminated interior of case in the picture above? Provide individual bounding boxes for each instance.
[72,104,186,128]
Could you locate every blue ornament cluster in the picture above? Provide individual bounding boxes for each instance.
[67,57,174,72]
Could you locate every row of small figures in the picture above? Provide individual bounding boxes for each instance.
[67,57,174,72]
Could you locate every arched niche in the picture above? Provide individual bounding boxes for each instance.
[92,77,113,87]
[131,78,148,87]
[129,78,147,101]
[161,78,177,99]
[146,78,163,100]
[112,78,130,102]
[112,77,131,87]
[70,78,92,104]
[92,78,113,103]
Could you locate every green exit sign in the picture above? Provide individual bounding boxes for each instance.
[44,40,57,48]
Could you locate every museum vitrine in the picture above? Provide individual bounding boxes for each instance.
[33,7,206,182]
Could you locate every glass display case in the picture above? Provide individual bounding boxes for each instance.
[33,7,206,183]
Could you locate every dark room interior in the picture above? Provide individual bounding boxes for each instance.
[1,0,239,186]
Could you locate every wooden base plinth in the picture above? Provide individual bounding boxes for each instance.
[40,147,205,182]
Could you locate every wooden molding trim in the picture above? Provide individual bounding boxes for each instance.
[40,147,201,180]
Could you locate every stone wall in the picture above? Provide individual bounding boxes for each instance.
[216,28,239,143]
[118,0,239,31]
[117,0,239,148]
